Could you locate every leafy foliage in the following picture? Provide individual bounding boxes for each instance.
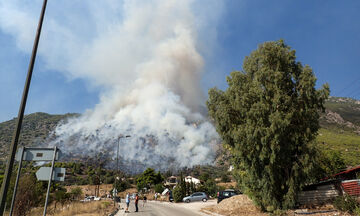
[13,173,45,216]
[308,149,346,182]
[333,194,360,214]
[154,183,164,193]
[172,173,186,202]
[136,168,164,191]
[207,40,329,211]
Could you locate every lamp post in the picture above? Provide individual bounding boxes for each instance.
[117,135,131,175]
[114,135,130,206]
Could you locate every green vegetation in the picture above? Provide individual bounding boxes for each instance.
[207,40,329,211]
[317,128,360,166]
[136,168,164,191]
[333,194,360,214]
[173,172,225,202]
[324,97,360,126]
[0,112,77,160]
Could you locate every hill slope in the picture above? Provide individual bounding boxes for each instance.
[0,112,77,160]
[0,97,359,165]
[318,97,360,166]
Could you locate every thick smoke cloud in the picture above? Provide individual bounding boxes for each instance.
[0,0,223,169]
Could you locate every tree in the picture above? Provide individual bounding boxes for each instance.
[310,150,346,181]
[154,184,164,193]
[13,174,39,216]
[70,187,83,200]
[173,173,186,202]
[136,168,163,191]
[207,40,329,211]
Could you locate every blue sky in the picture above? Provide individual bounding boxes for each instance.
[0,0,359,122]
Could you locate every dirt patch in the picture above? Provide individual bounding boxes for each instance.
[202,195,266,216]
[202,195,351,216]
[217,182,237,188]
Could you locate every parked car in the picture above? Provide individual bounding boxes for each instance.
[182,192,208,203]
[217,189,239,203]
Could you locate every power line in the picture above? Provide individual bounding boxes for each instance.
[337,76,360,96]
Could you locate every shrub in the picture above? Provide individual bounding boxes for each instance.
[172,186,184,202]
[154,184,164,193]
[70,187,83,200]
[333,194,360,214]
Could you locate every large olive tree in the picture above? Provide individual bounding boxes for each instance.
[207,40,329,211]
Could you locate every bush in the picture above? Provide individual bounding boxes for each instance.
[114,179,131,192]
[198,179,217,197]
[172,186,184,202]
[70,187,83,200]
[221,174,231,183]
[154,184,164,193]
[333,194,360,214]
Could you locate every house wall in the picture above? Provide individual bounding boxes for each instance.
[341,179,360,196]
[298,184,339,206]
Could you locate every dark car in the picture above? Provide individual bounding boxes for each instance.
[168,190,174,202]
[217,189,239,203]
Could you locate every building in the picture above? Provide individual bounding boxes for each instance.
[165,176,178,187]
[184,176,201,185]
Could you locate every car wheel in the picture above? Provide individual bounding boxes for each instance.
[202,198,207,202]
[185,199,190,203]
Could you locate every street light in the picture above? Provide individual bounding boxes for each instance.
[114,135,130,206]
[117,135,131,175]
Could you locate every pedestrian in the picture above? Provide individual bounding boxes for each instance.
[154,193,158,201]
[125,192,130,213]
[135,194,139,212]
[143,195,147,207]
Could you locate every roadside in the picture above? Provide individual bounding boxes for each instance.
[115,199,213,216]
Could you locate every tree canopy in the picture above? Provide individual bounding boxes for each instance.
[207,40,329,211]
[136,168,163,191]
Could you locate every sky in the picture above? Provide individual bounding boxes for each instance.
[0,0,359,122]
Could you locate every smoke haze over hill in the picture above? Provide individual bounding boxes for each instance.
[0,0,223,169]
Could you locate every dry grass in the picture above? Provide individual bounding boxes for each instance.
[216,181,237,188]
[29,200,117,216]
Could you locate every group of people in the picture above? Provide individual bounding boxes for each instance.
[124,192,147,213]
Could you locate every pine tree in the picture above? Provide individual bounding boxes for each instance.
[207,40,329,211]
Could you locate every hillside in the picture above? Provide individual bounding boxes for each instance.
[0,97,359,166]
[0,112,77,161]
[318,97,360,166]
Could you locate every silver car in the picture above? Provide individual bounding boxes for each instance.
[182,192,208,203]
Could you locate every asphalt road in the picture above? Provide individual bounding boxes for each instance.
[115,200,202,216]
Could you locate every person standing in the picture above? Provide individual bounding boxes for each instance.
[143,195,147,207]
[125,192,130,213]
[135,194,139,212]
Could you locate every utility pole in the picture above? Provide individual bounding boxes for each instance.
[0,0,48,214]
[113,135,130,206]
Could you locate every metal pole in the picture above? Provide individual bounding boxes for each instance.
[43,146,57,216]
[2,203,5,216]
[114,137,120,206]
[9,147,25,216]
[0,0,48,214]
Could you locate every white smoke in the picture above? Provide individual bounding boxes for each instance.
[0,0,223,169]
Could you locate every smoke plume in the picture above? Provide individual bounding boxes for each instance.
[0,0,223,170]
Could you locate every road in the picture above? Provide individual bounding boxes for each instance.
[115,200,204,216]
